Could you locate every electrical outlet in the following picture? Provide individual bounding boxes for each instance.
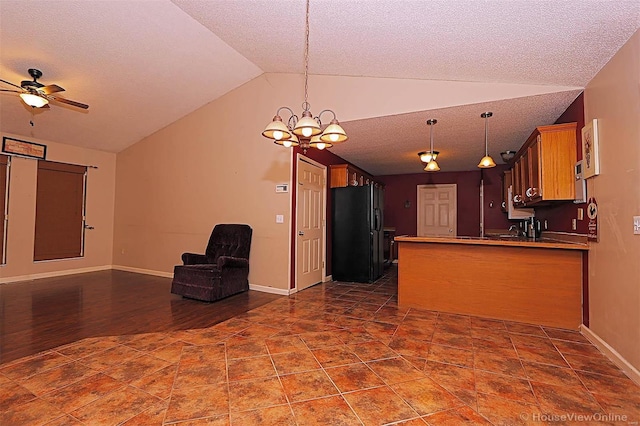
[572,219,577,231]
[634,216,640,235]
[276,214,284,224]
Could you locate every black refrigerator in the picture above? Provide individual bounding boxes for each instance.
[332,185,384,283]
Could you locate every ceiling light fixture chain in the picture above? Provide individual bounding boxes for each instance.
[303,0,310,111]
[261,0,348,152]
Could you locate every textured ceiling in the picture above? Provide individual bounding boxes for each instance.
[1,0,639,173]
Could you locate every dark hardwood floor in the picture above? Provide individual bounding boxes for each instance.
[0,270,282,365]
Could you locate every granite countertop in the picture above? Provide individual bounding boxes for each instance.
[394,235,589,251]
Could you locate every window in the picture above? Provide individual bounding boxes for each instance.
[34,161,87,261]
[0,155,9,265]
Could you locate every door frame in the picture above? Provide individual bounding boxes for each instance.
[416,183,457,237]
[294,154,327,293]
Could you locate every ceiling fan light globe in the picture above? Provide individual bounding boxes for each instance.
[19,93,48,108]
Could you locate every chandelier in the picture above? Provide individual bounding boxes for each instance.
[261,0,347,152]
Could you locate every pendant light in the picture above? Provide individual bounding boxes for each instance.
[261,0,347,152]
[424,119,440,172]
[478,112,496,168]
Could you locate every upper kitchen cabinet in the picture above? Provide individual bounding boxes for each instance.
[330,164,382,188]
[511,123,577,206]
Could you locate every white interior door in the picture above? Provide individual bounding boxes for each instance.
[296,157,325,290]
[417,184,457,237]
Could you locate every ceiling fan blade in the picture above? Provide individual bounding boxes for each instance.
[50,96,89,109]
[0,89,21,93]
[40,84,65,95]
[0,78,24,90]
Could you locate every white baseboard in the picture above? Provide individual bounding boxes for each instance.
[323,275,333,282]
[580,324,640,386]
[0,265,112,284]
[112,265,173,278]
[249,283,291,296]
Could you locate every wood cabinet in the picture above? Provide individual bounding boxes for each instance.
[510,123,577,207]
[329,164,381,188]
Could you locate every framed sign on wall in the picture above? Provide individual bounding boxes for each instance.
[581,119,600,179]
[2,136,47,160]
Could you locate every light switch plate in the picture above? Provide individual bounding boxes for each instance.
[276,214,284,224]
[634,216,640,235]
[577,208,584,220]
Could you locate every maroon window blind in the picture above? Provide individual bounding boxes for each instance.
[34,161,86,261]
[0,155,8,264]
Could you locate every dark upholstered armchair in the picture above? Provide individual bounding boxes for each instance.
[171,224,252,302]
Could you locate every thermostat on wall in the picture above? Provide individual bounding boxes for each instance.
[275,183,289,193]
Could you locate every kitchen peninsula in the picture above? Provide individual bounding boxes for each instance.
[395,236,588,329]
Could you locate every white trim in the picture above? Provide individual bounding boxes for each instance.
[249,283,291,296]
[112,265,173,278]
[323,274,333,283]
[0,265,111,284]
[580,324,640,386]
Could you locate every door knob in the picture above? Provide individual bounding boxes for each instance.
[298,231,304,236]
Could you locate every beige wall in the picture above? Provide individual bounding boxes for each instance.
[113,73,576,291]
[0,132,116,281]
[584,29,640,370]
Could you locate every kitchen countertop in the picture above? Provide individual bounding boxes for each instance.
[394,235,589,251]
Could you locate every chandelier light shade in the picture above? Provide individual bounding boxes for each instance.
[262,114,291,141]
[478,112,497,168]
[423,119,440,172]
[20,93,49,108]
[261,0,347,152]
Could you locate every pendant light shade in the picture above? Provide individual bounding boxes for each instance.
[418,151,439,163]
[424,160,440,172]
[478,112,496,169]
[423,118,440,172]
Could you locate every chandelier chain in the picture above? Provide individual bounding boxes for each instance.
[303,0,310,111]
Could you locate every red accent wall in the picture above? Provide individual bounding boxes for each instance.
[378,165,511,237]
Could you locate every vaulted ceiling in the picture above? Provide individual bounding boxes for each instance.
[1,1,638,174]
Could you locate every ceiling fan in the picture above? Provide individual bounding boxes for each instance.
[0,68,89,110]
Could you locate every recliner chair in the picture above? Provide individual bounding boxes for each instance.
[171,224,252,302]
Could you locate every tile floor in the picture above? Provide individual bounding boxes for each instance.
[1,268,639,425]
